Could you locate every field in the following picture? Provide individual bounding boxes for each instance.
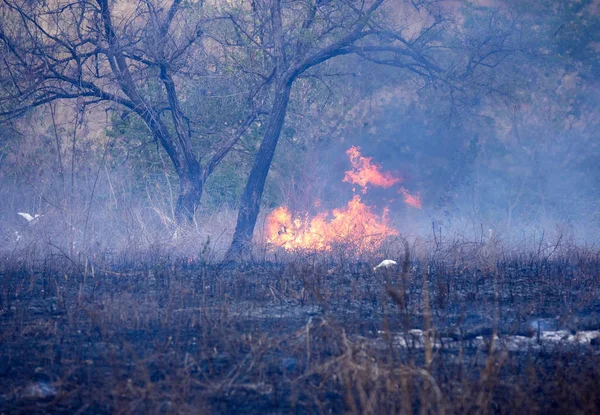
[1,246,600,414]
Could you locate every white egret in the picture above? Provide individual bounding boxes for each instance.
[373,259,397,271]
[17,212,41,223]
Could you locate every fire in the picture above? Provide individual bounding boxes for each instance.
[266,195,397,253]
[399,187,422,209]
[265,146,421,254]
[343,146,402,193]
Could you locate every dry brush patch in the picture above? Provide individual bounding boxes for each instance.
[0,247,600,413]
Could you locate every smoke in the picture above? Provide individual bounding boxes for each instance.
[302,74,600,248]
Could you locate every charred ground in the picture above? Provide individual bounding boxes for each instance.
[1,248,600,414]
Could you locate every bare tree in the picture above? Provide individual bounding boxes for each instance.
[225,0,526,257]
[224,0,391,257]
[0,0,256,222]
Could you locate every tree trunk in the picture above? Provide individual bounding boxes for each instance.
[175,161,204,223]
[227,81,292,258]
[134,106,204,224]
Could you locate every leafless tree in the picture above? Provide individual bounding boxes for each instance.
[0,0,257,222]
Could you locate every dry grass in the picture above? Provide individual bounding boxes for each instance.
[1,238,600,414]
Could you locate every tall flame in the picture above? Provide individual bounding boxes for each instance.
[343,146,402,193]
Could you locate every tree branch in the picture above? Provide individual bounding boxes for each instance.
[204,111,259,181]
[287,0,385,82]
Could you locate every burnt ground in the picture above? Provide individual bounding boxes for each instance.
[1,251,600,414]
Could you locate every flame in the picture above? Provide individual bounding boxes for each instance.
[265,146,421,253]
[266,195,397,253]
[399,187,422,209]
[343,146,402,193]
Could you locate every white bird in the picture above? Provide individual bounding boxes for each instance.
[373,259,397,271]
[17,212,41,223]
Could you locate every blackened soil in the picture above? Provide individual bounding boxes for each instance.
[1,255,600,414]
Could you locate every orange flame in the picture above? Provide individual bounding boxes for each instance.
[266,195,397,253]
[265,146,421,253]
[399,187,422,209]
[343,146,402,193]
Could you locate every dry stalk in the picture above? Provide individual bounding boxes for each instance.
[423,265,433,370]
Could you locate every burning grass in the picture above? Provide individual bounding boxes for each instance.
[1,243,600,414]
[265,146,420,255]
[266,195,397,254]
